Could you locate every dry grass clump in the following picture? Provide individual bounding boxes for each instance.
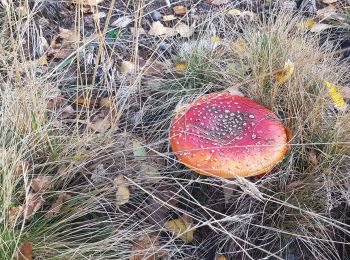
[0,2,349,260]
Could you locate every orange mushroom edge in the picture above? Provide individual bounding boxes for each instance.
[170,92,289,179]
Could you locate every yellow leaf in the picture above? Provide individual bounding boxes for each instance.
[275,60,295,85]
[325,81,346,110]
[114,175,130,206]
[226,9,242,15]
[174,61,188,71]
[164,215,194,242]
[210,36,222,43]
[230,38,247,56]
[216,256,227,260]
[297,20,317,29]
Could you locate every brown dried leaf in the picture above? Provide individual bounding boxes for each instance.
[58,105,75,119]
[8,206,23,223]
[206,0,229,5]
[25,192,45,219]
[286,179,305,190]
[130,234,166,260]
[115,175,130,206]
[308,150,318,165]
[17,242,33,260]
[46,193,71,217]
[31,176,51,193]
[59,27,80,43]
[173,5,187,15]
[90,116,112,133]
[148,21,176,37]
[175,23,193,38]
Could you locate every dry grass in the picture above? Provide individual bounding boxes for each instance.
[0,1,349,260]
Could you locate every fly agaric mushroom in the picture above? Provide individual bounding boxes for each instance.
[170,92,288,178]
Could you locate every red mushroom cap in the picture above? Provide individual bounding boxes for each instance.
[170,92,288,178]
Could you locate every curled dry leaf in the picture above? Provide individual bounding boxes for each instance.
[58,105,75,119]
[308,150,318,165]
[174,61,188,71]
[31,176,51,193]
[148,21,176,37]
[8,206,23,223]
[173,5,187,15]
[325,81,346,110]
[130,234,166,260]
[120,60,135,73]
[115,175,130,206]
[133,139,147,159]
[206,0,229,5]
[46,193,71,217]
[140,164,161,181]
[163,15,177,21]
[175,23,193,38]
[25,192,45,220]
[275,60,295,85]
[164,214,194,242]
[90,108,115,133]
[230,38,247,56]
[17,242,33,260]
[111,16,133,28]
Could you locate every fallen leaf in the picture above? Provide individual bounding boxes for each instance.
[139,58,168,76]
[206,0,229,5]
[148,21,176,37]
[24,192,45,219]
[17,242,32,260]
[163,15,177,21]
[275,60,295,85]
[133,140,147,159]
[59,27,80,43]
[115,175,130,206]
[130,27,146,36]
[310,23,333,33]
[8,206,23,223]
[90,108,115,133]
[120,60,135,73]
[322,0,337,3]
[316,6,337,19]
[164,214,194,242]
[111,16,133,28]
[90,116,112,133]
[46,193,71,217]
[77,0,105,6]
[216,256,227,260]
[58,105,75,119]
[286,179,305,190]
[325,81,346,110]
[130,234,166,260]
[31,176,51,193]
[140,164,161,181]
[230,38,247,56]
[308,150,318,165]
[93,12,106,20]
[226,9,242,15]
[174,61,188,71]
[175,22,193,38]
[100,97,113,107]
[297,20,317,29]
[210,36,222,43]
[173,5,187,15]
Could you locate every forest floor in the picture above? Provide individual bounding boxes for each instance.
[0,0,350,259]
